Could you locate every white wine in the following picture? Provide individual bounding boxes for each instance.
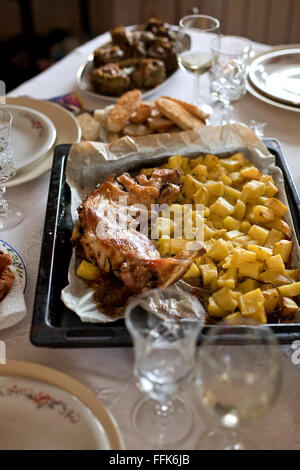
[178,51,212,74]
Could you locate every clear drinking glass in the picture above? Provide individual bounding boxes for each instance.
[196,324,282,450]
[125,286,203,447]
[0,108,24,230]
[210,35,252,124]
[176,14,220,105]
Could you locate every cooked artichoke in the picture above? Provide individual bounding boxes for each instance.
[91,64,130,96]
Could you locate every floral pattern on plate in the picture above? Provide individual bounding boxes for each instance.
[0,240,27,293]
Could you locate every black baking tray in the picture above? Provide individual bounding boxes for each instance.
[30,138,300,347]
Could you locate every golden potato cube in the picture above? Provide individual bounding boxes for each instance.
[263,180,278,197]
[209,197,234,217]
[184,262,201,279]
[203,224,215,241]
[231,248,256,267]
[238,262,260,280]
[230,171,244,186]
[219,174,232,185]
[240,180,265,203]
[224,312,247,325]
[237,278,259,294]
[264,228,284,249]
[252,307,267,324]
[259,270,288,286]
[225,230,243,241]
[191,164,208,179]
[233,235,250,248]
[252,205,274,224]
[190,156,204,168]
[224,185,241,202]
[217,267,237,289]
[263,288,280,314]
[181,157,190,173]
[220,159,241,172]
[240,220,251,234]
[200,263,218,286]
[224,216,241,231]
[208,239,231,261]
[153,217,174,238]
[264,198,288,217]
[240,166,261,180]
[168,155,182,169]
[231,152,249,166]
[76,260,101,281]
[194,186,210,205]
[158,238,171,256]
[239,289,265,316]
[285,269,298,282]
[282,297,299,317]
[233,199,246,220]
[213,287,239,312]
[169,239,190,254]
[204,154,220,169]
[266,254,285,273]
[248,224,269,245]
[206,180,224,196]
[182,174,202,199]
[247,244,272,261]
[207,297,227,318]
[265,218,293,239]
[279,282,300,297]
[273,240,293,263]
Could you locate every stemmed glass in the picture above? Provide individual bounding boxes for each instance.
[0,108,24,229]
[196,324,282,450]
[176,14,220,106]
[125,286,203,447]
[210,35,252,125]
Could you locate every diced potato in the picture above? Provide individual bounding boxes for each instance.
[191,164,207,179]
[207,297,227,318]
[284,269,298,282]
[273,240,293,263]
[204,154,220,169]
[168,155,182,169]
[224,185,241,202]
[247,244,272,261]
[265,218,293,239]
[230,172,244,186]
[184,262,201,279]
[203,224,215,241]
[194,186,210,205]
[279,282,300,297]
[252,205,274,224]
[225,230,243,241]
[181,157,190,173]
[231,152,249,166]
[266,254,285,274]
[169,239,191,254]
[263,288,279,314]
[190,156,204,168]
[263,180,278,197]
[239,288,265,316]
[209,197,234,217]
[153,217,174,238]
[236,278,259,294]
[240,166,261,180]
[206,180,224,196]
[219,174,232,185]
[264,228,284,249]
[224,216,241,231]
[76,260,101,281]
[213,287,239,312]
[282,297,299,317]
[224,312,247,325]
[182,174,202,199]
[208,239,231,261]
[248,224,269,244]
[264,198,288,216]
[259,270,290,286]
[231,248,257,267]
[217,267,237,289]
[238,262,260,280]
[252,307,267,324]
[233,235,250,248]
[240,181,265,203]
[240,221,251,234]
[220,158,241,172]
[200,263,218,286]
[158,238,171,256]
[233,199,246,220]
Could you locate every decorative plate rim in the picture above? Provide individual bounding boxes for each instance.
[0,240,27,293]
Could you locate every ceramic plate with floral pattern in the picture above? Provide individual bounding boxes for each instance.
[0,240,27,293]
[0,361,124,450]
[3,105,56,170]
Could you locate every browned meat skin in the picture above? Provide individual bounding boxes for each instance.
[0,251,14,301]
[75,169,205,293]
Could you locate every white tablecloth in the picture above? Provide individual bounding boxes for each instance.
[3,34,300,450]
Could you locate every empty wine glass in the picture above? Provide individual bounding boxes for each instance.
[210,35,252,124]
[125,286,203,447]
[176,14,220,106]
[0,108,24,230]
[196,324,282,450]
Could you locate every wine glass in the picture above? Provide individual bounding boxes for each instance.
[176,14,220,106]
[125,286,203,447]
[0,108,24,230]
[210,35,252,125]
[196,324,282,450]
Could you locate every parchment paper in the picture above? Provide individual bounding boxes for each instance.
[61,123,300,323]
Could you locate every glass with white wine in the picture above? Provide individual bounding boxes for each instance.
[196,324,282,450]
[176,14,220,105]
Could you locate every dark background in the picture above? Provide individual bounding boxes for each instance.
[1,0,299,92]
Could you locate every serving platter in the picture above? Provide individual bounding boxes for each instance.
[31,139,300,347]
[248,46,300,107]
[0,360,124,449]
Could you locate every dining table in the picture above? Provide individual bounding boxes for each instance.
[3,30,300,450]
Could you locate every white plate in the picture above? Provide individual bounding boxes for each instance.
[0,240,27,293]
[3,105,56,170]
[77,25,179,102]
[248,45,300,108]
[0,360,124,450]
[5,97,81,187]
[247,76,300,114]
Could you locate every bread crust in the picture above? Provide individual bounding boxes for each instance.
[108,89,142,132]
[155,97,205,130]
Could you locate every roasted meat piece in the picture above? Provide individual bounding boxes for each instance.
[91,64,130,96]
[131,58,166,89]
[73,169,205,293]
[0,251,15,301]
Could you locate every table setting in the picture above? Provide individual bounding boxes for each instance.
[0,12,300,451]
